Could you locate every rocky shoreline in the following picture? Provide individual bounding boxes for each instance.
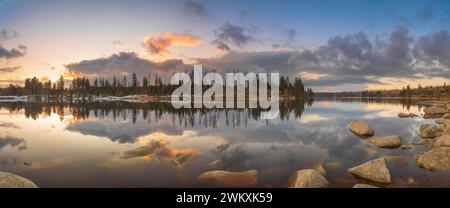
[190,101,450,188]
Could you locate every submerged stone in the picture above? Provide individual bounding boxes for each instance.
[347,158,391,184]
[369,135,402,148]
[121,145,158,159]
[291,169,328,188]
[347,119,374,137]
[172,153,192,166]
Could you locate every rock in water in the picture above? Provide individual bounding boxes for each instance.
[347,158,391,184]
[197,170,258,187]
[353,183,378,188]
[434,134,450,148]
[398,113,417,118]
[416,147,450,171]
[172,153,192,166]
[0,171,38,188]
[419,124,442,139]
[347,119,375,137]
[398,113,410,118]
[369,135,402,148]
[121,145,159,159]
[291,169,328,188]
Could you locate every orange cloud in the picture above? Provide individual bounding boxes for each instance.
[143,32,202,56]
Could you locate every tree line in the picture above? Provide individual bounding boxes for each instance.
[0,73,314,99]
[316,83,450,98]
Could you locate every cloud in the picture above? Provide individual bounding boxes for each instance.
[413,30,450,74]
[288,26,415,78]
[65,52,189,80]
[0,66,20,73]
[0,135,27,151]
[111,39,125,45]
[271,26,298,49]
[66,27,450,88]
[143,32,202,56]
[1,29,18,40]
[213,22,254,50]
[0,121,20,129]
[182,0,209,19]
[0,45,27,59]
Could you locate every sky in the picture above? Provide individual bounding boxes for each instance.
[0,0,450,92]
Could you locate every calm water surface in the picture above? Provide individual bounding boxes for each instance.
[0,99,449,187]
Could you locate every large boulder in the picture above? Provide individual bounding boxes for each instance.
[416,147,450,171]
[197,170,258,187]
[0,172,38,188]
[347,119,375,137]
[434,134,450,148]
[291,169,328,188]
[369,135,402,148]
[347,158,391,184]
[419,124,443,139]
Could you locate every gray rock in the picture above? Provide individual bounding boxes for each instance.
[172,153,192,166]
[434,134,450,148]
[416,147,450,171]
[369,135,402,148]
[353,183,378,188]
[197,170,258,187]
[347,119,374,137]
[0,171,38,188]
[347,158,391,184]
[292,169,329,188]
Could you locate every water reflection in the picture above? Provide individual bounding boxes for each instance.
[0,99,449,188]
[0,99,311,124]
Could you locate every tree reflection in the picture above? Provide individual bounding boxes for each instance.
[0,100,312,128]
[0,98,425,128]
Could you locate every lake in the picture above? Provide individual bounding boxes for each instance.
[0,99,449,187]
